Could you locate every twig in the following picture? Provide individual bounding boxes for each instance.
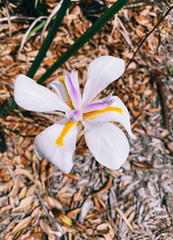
[151,71,170,130]
[156,80,169,130]
[126,4,173,69]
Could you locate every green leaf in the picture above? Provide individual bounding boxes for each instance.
[27,0,71,78]
[37,0,128,84]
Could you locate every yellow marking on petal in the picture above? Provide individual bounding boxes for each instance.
[59,76,74,109]
[76,121,82,127]
[65,101,71,107]
[56,120,76,146]
[59,77,65,82]
[83,107,123,119]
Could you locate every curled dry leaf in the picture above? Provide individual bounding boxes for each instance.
[56,185,69,197]
[9,179,20,197]
[94,175,113,195]
[40,158,48,190]
[18,185,27,199]
[131,161,154,169]
[96,223,112,234]
[58,197,71,205]
[31,206,41,218]
[160,130,170,138]
[23,232,42,240]
[63,173,82,181]
[92,194,101,210]
[9,196,16,208]
[44,194,63,209]
[40,219,55,240]
[66,208,81,218]
[14,169,36,183]
[73,184,87,202]
[73,219,87,231]
[11,216,32,234]
[26,184,36,197]
[167,142,173,153]
[12,196,33,212]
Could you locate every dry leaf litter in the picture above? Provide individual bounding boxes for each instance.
[0,1,173,239]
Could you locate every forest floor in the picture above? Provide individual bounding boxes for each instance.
[0,1,173,239]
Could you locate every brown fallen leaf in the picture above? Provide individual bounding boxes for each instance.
[115,207,134,231]
[39,219,55,240]
[24,232,42,240]
[66,208,81,218]
[167,142,173,153]
[94,175,113,195]
[131,161,154,169]
[73,219,87,230]
[12,196,33,212]
[92,194,101,210]
[9,179,20,197]
[44,194,63,209]
[12,216,32,234]
[63,173,82,181]
[58,196,71,205]
[18,186,27,200]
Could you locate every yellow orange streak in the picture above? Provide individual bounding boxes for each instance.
[56,120,76,146]
[59,77,74,109]
[83,107,123,120]
[76,121,82,127]
[59,77,65,82]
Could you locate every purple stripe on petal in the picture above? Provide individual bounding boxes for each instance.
[68,109,82,122]
[65,72,81,109]
[82,94,115,113]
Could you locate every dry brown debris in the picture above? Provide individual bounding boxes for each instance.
[0,1,173,239]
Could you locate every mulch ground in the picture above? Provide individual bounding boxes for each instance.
[0,1,173,239]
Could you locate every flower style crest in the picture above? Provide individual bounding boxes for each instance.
[14,56,136,173]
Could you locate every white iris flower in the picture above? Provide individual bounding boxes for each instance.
[14,56,136,173]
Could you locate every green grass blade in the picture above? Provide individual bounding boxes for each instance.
[27,0,71,78]
[37,0,128,84]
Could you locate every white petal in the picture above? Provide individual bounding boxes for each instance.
[82,56,125,105]
[34,118,79,173]
[64,71,82,109]
[83,96,136,139]
[47,76,70,104]
[82,94,114,113]
[14,74,70,112]
[83,121,129,169]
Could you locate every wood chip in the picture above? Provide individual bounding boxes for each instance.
[115,207,134,231]
[94,175,113,195]
[12,196,33,212]
[131,161,154,169]
[12,216,33,234]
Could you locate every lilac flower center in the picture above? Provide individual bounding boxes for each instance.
[68,109,82,122]
[66,93,115,123]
